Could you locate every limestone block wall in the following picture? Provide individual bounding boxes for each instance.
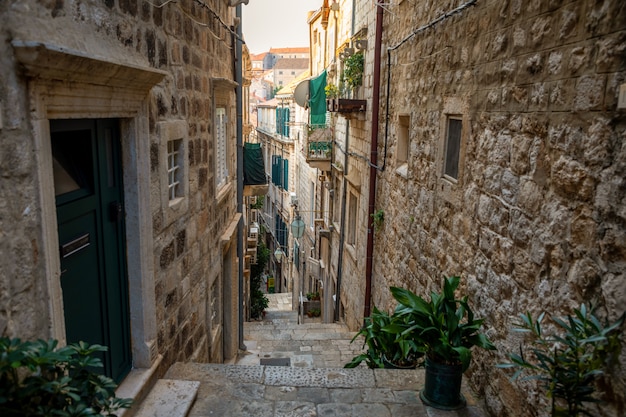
[0,0,238,373]
[373,0,626,415]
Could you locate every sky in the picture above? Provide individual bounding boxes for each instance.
[241,0,321,54]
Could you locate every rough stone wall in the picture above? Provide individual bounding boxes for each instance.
[374,0,626,415]
[0,0,237,372]
[0,0,50,339]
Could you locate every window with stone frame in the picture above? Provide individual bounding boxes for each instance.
[159,121,189,226]
[443,117,462,181]
[347,191,358,247]
[396,115,410,178]
[215,106,228,190]
[332,176,341,227]
[167,139,184,202]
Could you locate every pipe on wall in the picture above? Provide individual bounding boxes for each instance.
[235,3,246,351]
[363,2,384,321]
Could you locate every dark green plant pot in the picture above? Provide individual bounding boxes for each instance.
[419,358,466,410]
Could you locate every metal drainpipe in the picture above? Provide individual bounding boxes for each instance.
[235,4,246,351]
[334,120,349,322]
[364,3,383,320]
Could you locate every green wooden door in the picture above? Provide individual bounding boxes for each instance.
[51,119,131,383]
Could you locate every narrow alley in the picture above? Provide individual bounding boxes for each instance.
[148,294,492,417]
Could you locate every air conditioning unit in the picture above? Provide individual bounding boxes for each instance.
[318,175,326,182]
[249,196,257,204]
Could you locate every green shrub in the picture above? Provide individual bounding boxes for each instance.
[0,338,132,416]
[498,304,625,416]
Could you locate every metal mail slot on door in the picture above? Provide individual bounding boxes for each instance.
[61,233,90,258]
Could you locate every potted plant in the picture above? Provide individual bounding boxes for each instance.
[0,338,132,416]
[306,292,320,301]
[341,52,364,93]
[498,303,625,416]
[390,276,496,409]
[345,306,425,369]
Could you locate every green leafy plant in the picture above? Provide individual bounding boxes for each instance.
[345,306,425,369]
[250,240,270,319]
[250,196,264,210]
[391,276,496,371]
[0,338,132,417]
[324,83,339,99]
[371,209,384,232]
[306,292,320,301]
[341,52,364,90]
[498,304,625,417]
[307,309,321,318]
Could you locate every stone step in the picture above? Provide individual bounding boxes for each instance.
[132,379,200,417]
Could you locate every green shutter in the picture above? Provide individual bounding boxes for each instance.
[283,158,289,191]
[283,108,290,137]
[276,108,282,134]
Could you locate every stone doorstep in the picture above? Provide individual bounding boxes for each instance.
[132,379,201,417]
[116,355,163,417]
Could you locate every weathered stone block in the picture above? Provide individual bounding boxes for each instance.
[574,74,606,111]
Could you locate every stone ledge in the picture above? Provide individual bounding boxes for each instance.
[132,379,200,417]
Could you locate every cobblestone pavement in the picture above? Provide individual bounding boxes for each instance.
[170,293,490,416]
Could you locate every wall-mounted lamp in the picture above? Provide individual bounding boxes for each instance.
[343,47,355,57]
[274,248,285,263]
[330,1,340,11]
[290,215,305,239]
[228,0,249,6]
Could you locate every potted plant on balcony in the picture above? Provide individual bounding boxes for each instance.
[342,52,364,94]
[390,276,496,410]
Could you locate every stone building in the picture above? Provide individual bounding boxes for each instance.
[0,0,243,391]
[370,0,626,415]
[305,0,625,415]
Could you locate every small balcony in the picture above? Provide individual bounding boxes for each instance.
[326,98,367,113]
[305,127,332,171]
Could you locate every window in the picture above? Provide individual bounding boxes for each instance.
[444,117,462,181]
[215,107,228,189]
[332,177,341,226]
[167,139,183,201]
[276,107,289,137]
[347,191,357,246]
[158,120,189,225]
[396,115,410,177]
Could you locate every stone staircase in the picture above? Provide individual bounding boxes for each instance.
[238,309,363,368]
[125,294,491,416]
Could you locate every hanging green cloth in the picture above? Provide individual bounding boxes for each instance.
[243,142,266,185]
[309,70,327,126]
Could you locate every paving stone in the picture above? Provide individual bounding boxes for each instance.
[264,385,298,401]
[296,387,331,403]
[317,402,353,416]
[352,402,392,416]
[328,387,363,403]
[274,400,316,417]
[361,388,395,403]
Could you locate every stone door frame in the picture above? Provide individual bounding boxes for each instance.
[13,41,166,370]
